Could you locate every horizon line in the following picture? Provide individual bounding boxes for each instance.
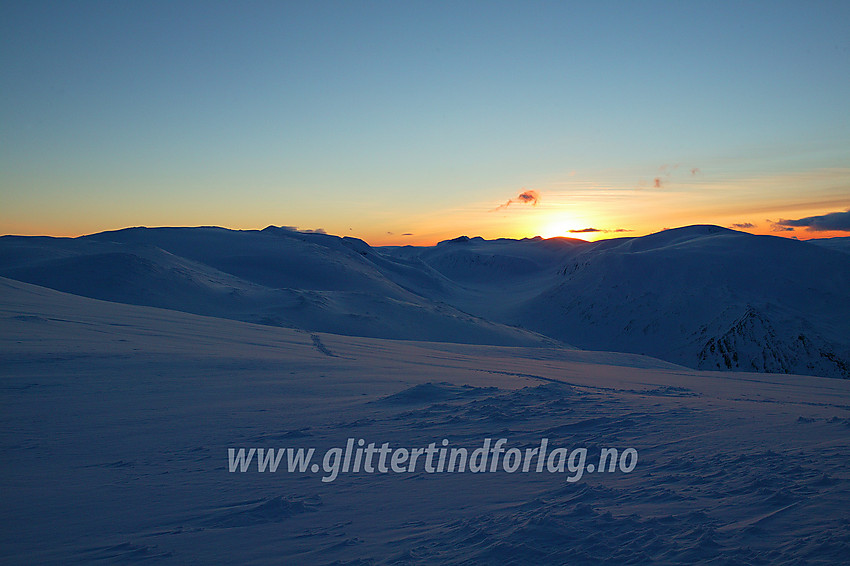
[1,222,841,247]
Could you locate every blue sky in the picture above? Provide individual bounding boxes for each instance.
[2,1,848,243]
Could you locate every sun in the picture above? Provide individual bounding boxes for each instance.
[539,220,590,240]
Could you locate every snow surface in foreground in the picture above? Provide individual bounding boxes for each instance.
[2,277,849,564]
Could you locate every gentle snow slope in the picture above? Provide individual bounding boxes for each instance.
[2,277,849,564]
[0,228,550,347]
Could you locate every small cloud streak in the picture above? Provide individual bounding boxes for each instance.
[516,190,539,204]
[776,209,850,232]
[402,233,413,236]
[731,222,755,229]
[640,164,699,189]
[282,226,327,234]
[768,220,795,232]
[492,189,540,211]
[567,227,633,234]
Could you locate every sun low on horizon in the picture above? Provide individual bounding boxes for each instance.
[1,2,849,246]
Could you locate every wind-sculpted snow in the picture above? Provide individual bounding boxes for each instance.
[2,279,849,563]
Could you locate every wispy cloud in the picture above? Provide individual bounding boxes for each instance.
[282,226,327,234]
[776,209,850,231]
[731,222,755,229]
[641,163,699,189]
[491,189,540,211]
[567,227,633,234]
[767,219,795,232]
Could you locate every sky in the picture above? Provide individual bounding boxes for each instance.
[1,0,848,245]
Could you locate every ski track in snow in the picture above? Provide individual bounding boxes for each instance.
[311,333,336,357]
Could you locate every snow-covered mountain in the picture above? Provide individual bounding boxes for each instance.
[383,226,850,379]
[809,236,850,255]
[517,226,850,378]
[0,227,550,347]
[2,224,848,377]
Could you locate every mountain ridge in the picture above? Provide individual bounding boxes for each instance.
[2,224,847,377]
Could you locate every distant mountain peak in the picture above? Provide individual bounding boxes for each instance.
[438,235,486,245]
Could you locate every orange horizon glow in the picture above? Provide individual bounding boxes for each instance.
[2,220,847,248]
[4,160,848,247]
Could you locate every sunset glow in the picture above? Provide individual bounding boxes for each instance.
[1,2,848,244]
